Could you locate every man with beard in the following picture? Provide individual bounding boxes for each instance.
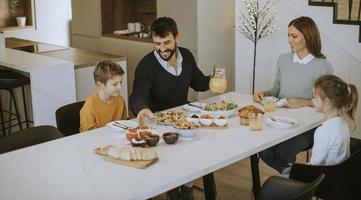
[130,16,210,119]
[129,17,210,200]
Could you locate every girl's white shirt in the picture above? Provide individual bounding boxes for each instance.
[310,116,350,165]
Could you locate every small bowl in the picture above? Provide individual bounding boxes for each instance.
[143,134,160,147]
[162,132,179,144]
[214,115,227,127]
[131,138,147,147]
[186,114,200,124]
[199,118,213,126]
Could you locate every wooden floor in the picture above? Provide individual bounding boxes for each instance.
[153,152,309,200]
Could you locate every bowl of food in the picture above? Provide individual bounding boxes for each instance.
[201,100,238,117]
[186,114,200,124]
[213,115,228,127]
[143,134,160,147]
[199,114,213,126]
[162,132,179,144]
[131,138,147,147]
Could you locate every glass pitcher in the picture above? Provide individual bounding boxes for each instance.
[209,65,227,94]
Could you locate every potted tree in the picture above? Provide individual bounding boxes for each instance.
[9,0,26,27]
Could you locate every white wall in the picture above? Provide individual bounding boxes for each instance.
[235,0,361,137]
[4,0,72,46]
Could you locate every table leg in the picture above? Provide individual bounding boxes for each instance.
[203,173,215,200]
[250,154,261,198]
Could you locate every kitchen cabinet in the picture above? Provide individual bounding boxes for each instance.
[71,0,101,37]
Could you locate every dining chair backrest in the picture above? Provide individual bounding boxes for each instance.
[290,137,361,200]
[55,101,85,136]
[257,174,325,200]
[0,125,63,154]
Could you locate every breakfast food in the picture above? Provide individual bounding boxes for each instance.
[94,145,158,161]
[155,111,186,124]
[174,120,198,129]
[125,128,151,141]
[204,100,237,111]
[238,105,264,125]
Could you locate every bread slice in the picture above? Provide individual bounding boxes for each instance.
[94,146,158,161]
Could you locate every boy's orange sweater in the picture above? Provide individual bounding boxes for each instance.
[80,93,127,132]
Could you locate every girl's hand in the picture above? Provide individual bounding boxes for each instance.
[284,99,312,108]
[253,92,265,103]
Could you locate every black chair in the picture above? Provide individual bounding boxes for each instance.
[257,174,325,200]
[0,125,63,154]
[55,101,85,136]
[0,69,32,135]
[290,138,361,200]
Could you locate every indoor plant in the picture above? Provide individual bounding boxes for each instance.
[9,0,26,27]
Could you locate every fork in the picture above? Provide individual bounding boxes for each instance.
[114,121,129,129]
[269,117,295,125]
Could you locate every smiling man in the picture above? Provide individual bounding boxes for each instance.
[130,17,210,119]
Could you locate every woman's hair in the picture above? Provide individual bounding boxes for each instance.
[94,60,124,85]
[314,75,359,130]
[289,16,325,59]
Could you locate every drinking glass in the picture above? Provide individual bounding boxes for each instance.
[262,96,277,112]
[143,115,156,129]
[249,113,263,131]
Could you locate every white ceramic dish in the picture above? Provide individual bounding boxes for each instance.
[182,102,206,112]
[213,118,227,127]
[200,108,237,117]
[106,120,138,132]
[264,116,298,129]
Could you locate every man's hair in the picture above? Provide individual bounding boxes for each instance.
[93,60,124,85]
[150,16,178,38]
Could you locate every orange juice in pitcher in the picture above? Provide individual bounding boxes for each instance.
[209,66,227,94]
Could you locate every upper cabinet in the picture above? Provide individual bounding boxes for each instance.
[0,0,35,31]
[71,0,101,37]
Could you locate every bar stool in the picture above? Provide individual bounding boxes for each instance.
[0,69,32,136]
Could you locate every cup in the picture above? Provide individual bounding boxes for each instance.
[127,23,136,33]
[249,113,263,131]
[135,22,145,33]
[143,115,156,129]
[262,96,277,112]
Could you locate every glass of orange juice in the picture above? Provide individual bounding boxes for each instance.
[209,65,227,94]
[262,96,277,112]
[249,113,263,131]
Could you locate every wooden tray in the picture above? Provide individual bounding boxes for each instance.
[200,123,228,129]
[103,155,158,169]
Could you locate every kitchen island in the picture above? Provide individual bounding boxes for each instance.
[2,38,128,127]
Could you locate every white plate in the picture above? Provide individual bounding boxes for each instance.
[264,116,298,129]
[200,108,238,117]
[182,103,206,112]
[106,120,138,132]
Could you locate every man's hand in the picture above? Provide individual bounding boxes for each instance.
[137,108,154,127]
[253,92,265,103]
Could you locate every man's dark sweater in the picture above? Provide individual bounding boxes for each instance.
[130,47,210,114]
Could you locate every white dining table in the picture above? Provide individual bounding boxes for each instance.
[0,92,323,200]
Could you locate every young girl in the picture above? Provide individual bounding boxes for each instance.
[310,75,358,165]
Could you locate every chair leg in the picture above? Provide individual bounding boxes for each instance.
[21,86,30,128]
[306,149,310,163]
[10,90,22,133]
[0,99,5,136]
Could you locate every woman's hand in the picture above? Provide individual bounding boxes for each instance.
[253,92,265,103]
[283,99,312,108]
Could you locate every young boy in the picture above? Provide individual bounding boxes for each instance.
[80,60,127,132]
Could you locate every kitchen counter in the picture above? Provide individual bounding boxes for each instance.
[5,37,126,69]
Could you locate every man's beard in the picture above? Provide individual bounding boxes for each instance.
[156,44,177,61]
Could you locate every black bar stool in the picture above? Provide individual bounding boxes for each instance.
[0,69,32,136]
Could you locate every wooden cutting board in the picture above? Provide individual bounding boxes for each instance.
[103,155,158,169]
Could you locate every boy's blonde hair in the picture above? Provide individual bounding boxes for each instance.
[94,60,124,85]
